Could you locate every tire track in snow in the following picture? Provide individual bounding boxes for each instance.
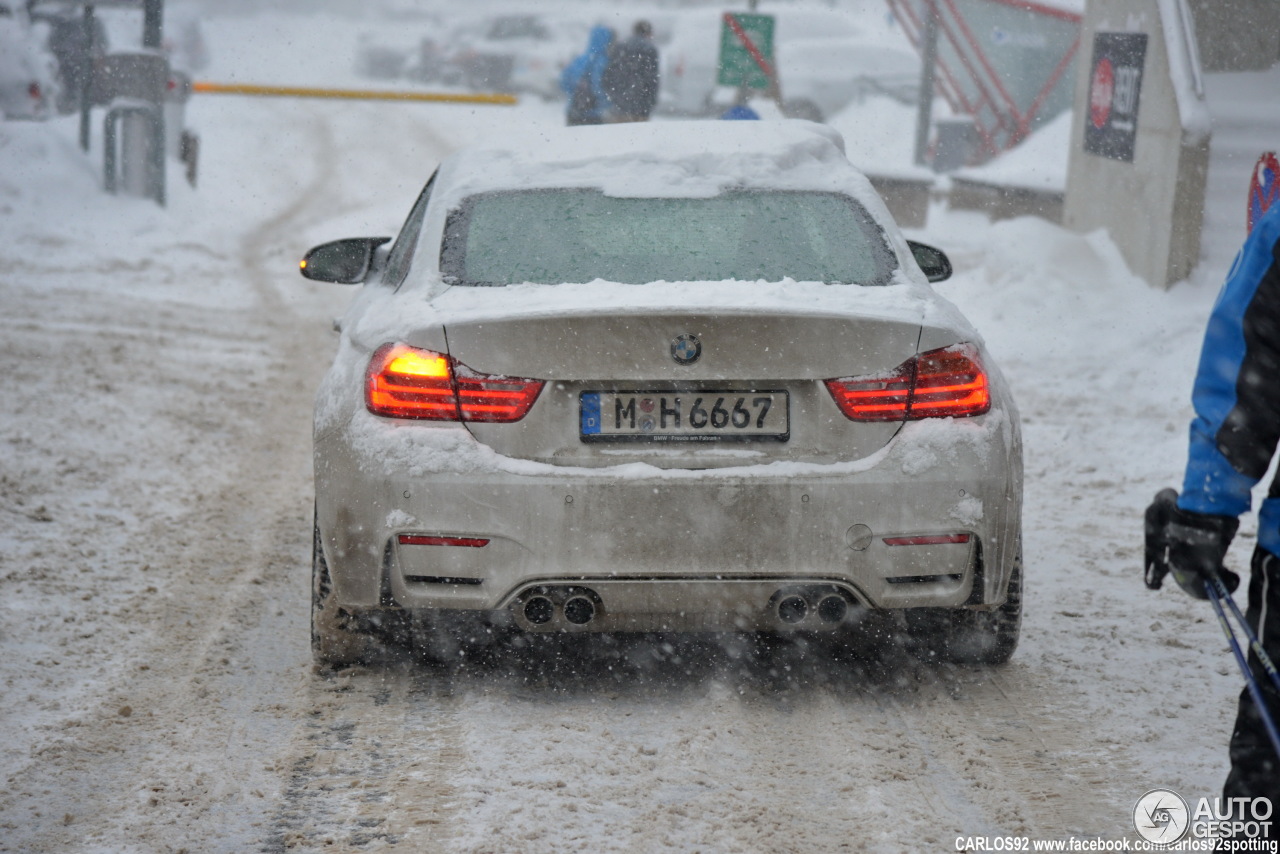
[873,660,1144,840]
[0,203,326,852]
[242,99,472,851]
[264,664,467,852]
[0,95,461,852]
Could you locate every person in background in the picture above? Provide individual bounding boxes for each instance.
[1144,198,1280,838]
[601,20,659,123]
[560,25,613,127]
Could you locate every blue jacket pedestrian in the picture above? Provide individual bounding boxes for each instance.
[1180,201,1280,551]
[1146,199,1280,830]
[560,26,614,126]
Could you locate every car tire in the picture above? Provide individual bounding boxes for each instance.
[311,516,388,667]
[906,559,1022,666]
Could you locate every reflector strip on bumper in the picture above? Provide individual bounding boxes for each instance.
[398,534,490,548]
[886,573,964,585]
[404,575,484,585]
[883,533,971,546]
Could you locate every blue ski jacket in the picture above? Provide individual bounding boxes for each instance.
[560,26,614,123]
[1179,202,1280,556]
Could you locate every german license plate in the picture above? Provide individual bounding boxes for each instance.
[580,390,789,442]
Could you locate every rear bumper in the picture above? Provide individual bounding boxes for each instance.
[316,413,1021,628]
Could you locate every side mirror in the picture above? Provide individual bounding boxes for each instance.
[907,240,953,283]
[300,237,391,284]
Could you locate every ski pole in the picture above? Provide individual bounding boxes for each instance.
[1207,571,1280,696]
[1204,578,1280,761]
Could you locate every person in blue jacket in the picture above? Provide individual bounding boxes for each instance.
[560,26,614,126]
[1146,200,1280,832]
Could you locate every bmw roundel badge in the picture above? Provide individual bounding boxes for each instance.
[671,333,701,365]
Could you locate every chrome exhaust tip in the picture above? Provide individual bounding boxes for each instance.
[816,594,848,624]
[563,595,596,626]
[777,595,808,624]
[523,595,555,625]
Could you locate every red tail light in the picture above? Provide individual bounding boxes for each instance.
[28,82,41,100]
[825,343,990,422]
[366,343,544,422]
[825,361,913,421]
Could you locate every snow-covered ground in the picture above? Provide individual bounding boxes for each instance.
[2,3,1279,851]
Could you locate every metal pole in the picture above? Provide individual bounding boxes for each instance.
[913,0,939,167]
[1206,581,1280,761]
[143,0,162,49]
[142,0,165,206]
[742,0,758,108]
[79,4,94,152]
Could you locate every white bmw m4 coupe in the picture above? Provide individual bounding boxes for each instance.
[301,120,1023,667]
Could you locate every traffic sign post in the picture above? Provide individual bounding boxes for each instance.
[717,13,775,91]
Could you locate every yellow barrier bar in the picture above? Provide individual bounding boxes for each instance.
[191,81,518,106]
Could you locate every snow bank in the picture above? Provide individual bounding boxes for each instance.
[951,109,1074,193]
[829,93,936,179]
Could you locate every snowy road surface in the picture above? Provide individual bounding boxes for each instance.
[2,8,1279,852]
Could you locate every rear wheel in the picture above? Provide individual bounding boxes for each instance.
[906,560,1022,666]
[311,518,392,667]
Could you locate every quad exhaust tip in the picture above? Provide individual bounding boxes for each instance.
[775,590,852,626]
[563,595,596,625]
[777,595,808,624]
[523,595,555,625]
[817,594,848,624]
[518,588,599,629]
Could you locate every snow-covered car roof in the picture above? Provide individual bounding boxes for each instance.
[405,120,923,300]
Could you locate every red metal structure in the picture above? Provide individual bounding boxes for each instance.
[888,0,1082,162]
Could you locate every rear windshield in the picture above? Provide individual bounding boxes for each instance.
[440,189,896,286]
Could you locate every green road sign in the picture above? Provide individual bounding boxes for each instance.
[717,13,775,90]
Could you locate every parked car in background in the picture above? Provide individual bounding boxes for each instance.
[448,13,587,97]
[404,17,481,87]
[0,3,60,120]
[161,13,209,74]
[356,29,419,81]
[363,12,584,97]
[662,5,919,120]
[299,120,1023,669]
[29,2,108,114]
[781,37,919,116]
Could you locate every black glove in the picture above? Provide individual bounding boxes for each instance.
[1144,488,1240,599]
